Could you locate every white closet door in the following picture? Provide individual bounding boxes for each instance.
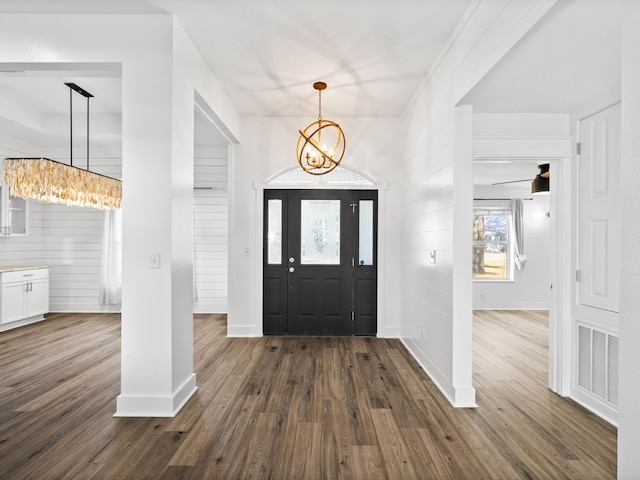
[578,103,621,313]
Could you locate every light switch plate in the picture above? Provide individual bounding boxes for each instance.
[149,252,161,269]
[429,250,436,264]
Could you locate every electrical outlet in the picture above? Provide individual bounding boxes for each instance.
[420,324,424,338]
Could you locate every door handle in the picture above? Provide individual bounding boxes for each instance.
[289,267,295,273]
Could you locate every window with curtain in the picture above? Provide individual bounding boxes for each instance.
[100,208,122,305]
[473,201,513,281]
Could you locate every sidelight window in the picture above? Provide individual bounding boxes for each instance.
[267,199,283,265]
[358,200,374,266]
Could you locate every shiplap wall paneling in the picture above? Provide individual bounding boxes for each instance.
[43,205,103,312]
[42,157,122,312]
[193,151,228,313]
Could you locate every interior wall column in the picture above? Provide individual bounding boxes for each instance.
[115,45,196,417]
[618,0,640,475]
[451,105,476,407]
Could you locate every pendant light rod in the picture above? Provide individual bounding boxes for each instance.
[64,82,94,170]
[314,81,326,120]
[68,86,72,166]
[87,94,90,171]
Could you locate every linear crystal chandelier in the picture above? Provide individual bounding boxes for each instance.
[296,82,346,175]
[3,83,122,210]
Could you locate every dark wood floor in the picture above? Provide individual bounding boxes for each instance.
[0,310,616,479]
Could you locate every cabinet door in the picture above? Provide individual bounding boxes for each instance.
[8,195,28,236]
[28,279,49,317]
[0,182,28,236]
[1,282,27,324]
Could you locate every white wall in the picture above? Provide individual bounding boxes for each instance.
[471,113,568,310]
[0,13,241,416]
[41,156,122,312]
[0,140,122,313]
[1,144,228,314]
[0,22,234,319]
[473,113,570,137]
[227,116,403,338]
[398,0,558,407]
[472,186,550,310]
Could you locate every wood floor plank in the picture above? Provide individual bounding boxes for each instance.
[351,445,388,480]
[370,408,421,479]
[0,310,617,479]
[343,363,379,446]
[167,408,214,467]
[319,399,351,479]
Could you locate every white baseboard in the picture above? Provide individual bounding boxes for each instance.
[0,314,45,332]
[401,338,477,408]
[49,305,121,313]
[114,374,197,417]
[226,325,262,337]
[377,325,401,338]
[570,386,618,426]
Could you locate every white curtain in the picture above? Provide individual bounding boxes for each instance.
[100,208,122,305]
[512,198,527,270]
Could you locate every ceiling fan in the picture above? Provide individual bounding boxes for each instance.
[491,163,550,194]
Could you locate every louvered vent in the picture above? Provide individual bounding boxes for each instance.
[607,335,619,405]
[577,324,619,405]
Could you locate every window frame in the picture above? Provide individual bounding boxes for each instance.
[472,201,514,282]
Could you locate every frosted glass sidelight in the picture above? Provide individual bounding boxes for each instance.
[359,200,374,266]
[301,199,340,265]
[267,199,282,264]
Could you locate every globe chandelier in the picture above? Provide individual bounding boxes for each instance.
[296,82,346,175]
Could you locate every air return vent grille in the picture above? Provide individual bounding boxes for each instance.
[577,324,618,405]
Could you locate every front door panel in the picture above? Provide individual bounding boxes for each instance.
[263,189,377,336]
[288,191,352,335]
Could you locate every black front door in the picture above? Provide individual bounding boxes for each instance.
[263,189,377,336]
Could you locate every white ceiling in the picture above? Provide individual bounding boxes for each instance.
[0,0,623,158]
[461,0,622,113]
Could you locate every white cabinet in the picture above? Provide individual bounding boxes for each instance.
[0,181,28,237]
[0,267,49,327]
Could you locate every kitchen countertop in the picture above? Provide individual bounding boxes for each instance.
[0,265,49,273]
